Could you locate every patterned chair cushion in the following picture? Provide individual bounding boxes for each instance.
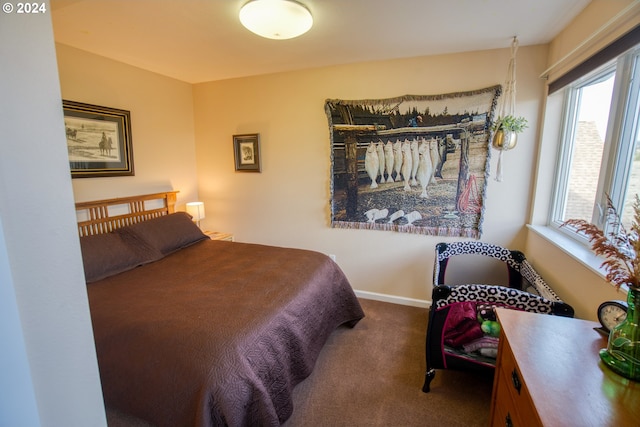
[434,284,556,315]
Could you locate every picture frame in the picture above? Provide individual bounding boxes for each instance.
[233,133,261,172]
[63,100,134,178]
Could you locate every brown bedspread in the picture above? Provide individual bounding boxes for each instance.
[87,239,364,427]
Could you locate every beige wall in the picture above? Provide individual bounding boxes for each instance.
[56,44,199,209]
[1,5,106,425]
[526,232,617,320]
[193,45,549,303]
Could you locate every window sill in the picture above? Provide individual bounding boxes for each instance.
[527,224,627,294]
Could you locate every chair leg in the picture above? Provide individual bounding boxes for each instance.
[422,368,436,393]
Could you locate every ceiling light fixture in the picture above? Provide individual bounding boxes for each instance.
[239,0,313,40]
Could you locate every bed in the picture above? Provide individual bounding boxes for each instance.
[76,191,364,427]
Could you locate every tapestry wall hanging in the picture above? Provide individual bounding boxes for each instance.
[326,85,501,238]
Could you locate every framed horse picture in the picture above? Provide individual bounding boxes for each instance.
[62,100,134,178]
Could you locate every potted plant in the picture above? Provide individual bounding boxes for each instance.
[491,115,528,150]
[563,195,640,382]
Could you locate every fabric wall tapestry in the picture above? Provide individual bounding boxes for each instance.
[326,85,501,238]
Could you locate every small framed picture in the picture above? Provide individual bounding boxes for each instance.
[63,100,134,178]
[233,133,261,172]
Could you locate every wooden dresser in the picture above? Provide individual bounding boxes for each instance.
[490,308,640,426]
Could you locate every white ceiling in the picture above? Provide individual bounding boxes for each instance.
[50,0,591,84]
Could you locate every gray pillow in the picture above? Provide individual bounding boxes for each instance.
[80,231,161,283]
[121,212,208,255]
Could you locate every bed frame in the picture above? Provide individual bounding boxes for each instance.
[75,191,178,237]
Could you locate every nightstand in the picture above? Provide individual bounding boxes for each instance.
[203,231,234,242]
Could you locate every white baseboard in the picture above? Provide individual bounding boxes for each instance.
[355,290,431,309]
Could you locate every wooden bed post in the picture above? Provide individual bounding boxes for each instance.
[167,192,177,214]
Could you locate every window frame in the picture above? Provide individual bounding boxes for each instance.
[548,44,640,244]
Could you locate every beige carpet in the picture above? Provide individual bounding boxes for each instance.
[107,298,494,426]
[282,298,494,427]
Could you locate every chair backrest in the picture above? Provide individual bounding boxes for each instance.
[433,242,525,289]
[433,241,570,305]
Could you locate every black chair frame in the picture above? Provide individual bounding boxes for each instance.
[422,242,574,392]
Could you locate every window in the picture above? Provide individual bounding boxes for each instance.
[550,43,640,240]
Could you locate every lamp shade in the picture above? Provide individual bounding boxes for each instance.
[239,0,313,40]
[186,202,205,221]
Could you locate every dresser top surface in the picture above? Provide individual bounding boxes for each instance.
[496,309,640,427]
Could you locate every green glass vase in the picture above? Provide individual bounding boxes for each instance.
[600,286,640,381]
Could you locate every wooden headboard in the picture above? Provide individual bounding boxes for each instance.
[75,191,179,237]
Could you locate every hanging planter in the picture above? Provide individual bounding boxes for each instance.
[492,37,528,182]
[491,115,528,150]
[492,130,517,150]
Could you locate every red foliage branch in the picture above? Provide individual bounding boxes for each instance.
[562,195,640,290]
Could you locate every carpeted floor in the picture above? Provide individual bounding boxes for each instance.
[282,298,494,427]
[107,298,494,426]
